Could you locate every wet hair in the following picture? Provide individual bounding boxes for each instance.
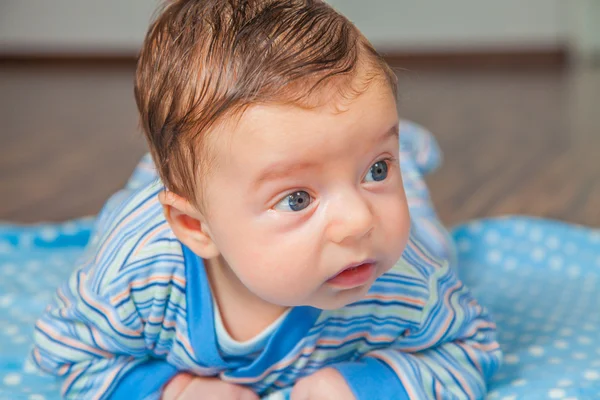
[134,0,397,205]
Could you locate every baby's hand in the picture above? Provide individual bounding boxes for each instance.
[290,368,355,400]
[162,372,259,400]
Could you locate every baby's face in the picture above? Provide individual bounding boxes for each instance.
[201,81,410,309]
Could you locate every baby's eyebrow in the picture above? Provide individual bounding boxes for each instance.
[254,123,399,189]
[382,124,399,141]
[253,161,318,189]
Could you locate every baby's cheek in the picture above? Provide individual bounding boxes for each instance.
[382,196,410,249]
[240,252,314,304]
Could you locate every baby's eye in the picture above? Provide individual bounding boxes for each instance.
[274,191,312,212]
[364,160,389,182]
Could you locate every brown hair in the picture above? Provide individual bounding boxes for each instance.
[134,0,397,207]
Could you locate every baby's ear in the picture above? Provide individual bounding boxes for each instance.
[158,190,220,259]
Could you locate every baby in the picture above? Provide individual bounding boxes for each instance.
[29,1,501,399]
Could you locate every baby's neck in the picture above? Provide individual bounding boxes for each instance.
[204,256,289,342]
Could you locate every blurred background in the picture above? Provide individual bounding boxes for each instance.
[0,0,598,226]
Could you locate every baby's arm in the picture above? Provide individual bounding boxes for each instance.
[162,373,258,400]
[399,121,456,265]
[331,261,502,399]
[29,265,181,399]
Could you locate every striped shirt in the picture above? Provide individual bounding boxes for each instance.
[29,127,501,399]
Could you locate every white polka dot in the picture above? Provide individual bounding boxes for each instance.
[493,373,507,381]
[488,391,500,399]
[513,221,527,234]
[524,322,538,331]
[4,325,19,335]
[548,388,566,399]
[585,370,600,380]
[565,242,577,254]
[538,335,551,343]
[507,316,521,326]
[498,280,510,290]
[532,247,546,261]
[12,335,27,344]
[549,357,563,364]
[26,260,41,271]
[529,228,543,241]
[485,230,500,244]
[529,345,545,357]
[531,309,545,318]
[591,360,600,367]
[579,336,593,344]
[511,379,527,387]
[29,395,46,400]
[559,328,573,337]
[504,258,518,271]
[529,285,542,295]
[583,282,597,293]
[49,255,65,265]
[549,256,564,270]
[0,297,16,311]
[554,340,569,349]
[3,373,22,386]
[457,238,471,252]
[39,227,59,241]
[504,354,520,364]
[61,221,80,235]
[519,334,533,343]
[501,396,517,400]
[591,232,600,243]
[567,265,581,278]
[557,379,572,387]
[2,263,17,276]
[467,222,483,234]
[19,233,34,248]
[23,362,38,374]
[516,268,532,277]
[487,250,502,264]
[546,236,560,249]
[573,352,587,360]
[0,240,14,253]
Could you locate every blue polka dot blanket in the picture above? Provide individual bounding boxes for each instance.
[1,218,599,399]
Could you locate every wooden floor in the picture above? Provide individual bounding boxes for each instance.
[0,61,598,227]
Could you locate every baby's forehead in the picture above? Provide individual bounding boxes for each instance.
[213,84,397,157]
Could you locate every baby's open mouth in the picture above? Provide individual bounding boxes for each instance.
[327,261,376,288]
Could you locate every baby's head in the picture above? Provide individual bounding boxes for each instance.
[135,0,411,310]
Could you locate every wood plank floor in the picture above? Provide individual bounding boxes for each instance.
[0,62,598,227]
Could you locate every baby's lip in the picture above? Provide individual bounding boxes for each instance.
[327,258,376,280]
[326,259,377,288]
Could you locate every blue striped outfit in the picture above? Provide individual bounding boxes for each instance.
[29,123,501,399]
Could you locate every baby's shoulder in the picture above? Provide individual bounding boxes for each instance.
[350,235,448,317]
[80,182,186,301]
[392,231,450,280]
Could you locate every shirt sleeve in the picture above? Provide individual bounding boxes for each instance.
[29,188,183,400]
[29,265,180,400]
[333,263,502,400]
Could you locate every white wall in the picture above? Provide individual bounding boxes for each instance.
[0,0,568,55]
[569,0,600,60]
[329,0,567,51]
[0,0,159,54]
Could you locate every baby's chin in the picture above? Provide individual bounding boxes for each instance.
[306,284,374,311]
